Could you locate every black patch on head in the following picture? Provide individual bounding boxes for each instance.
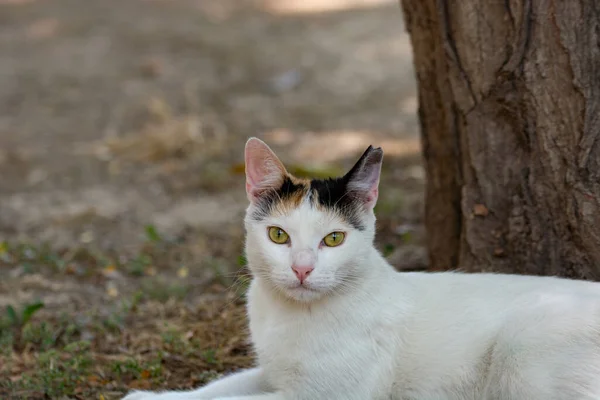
[249,145,382,230]
[309,176,365,230]
[250,176,307,221]
[309,145,381,230]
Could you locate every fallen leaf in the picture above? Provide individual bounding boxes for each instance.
[102,264,120,278]
[106,282,119,298]
[178,266,189,278]
[104,265,117,273]
[80,231,95,243]
[140,370,151,379]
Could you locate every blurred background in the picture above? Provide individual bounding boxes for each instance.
[0,0,424,398]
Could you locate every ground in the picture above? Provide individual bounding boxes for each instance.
[0,0,425,398]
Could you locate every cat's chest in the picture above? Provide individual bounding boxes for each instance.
[249,301,399,394]
[253,315,316,381]
[253,309,345,366]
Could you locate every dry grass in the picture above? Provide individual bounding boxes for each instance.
[0,238,253,400]
[99,97,228,164]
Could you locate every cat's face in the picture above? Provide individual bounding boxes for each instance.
[243,138,383,303]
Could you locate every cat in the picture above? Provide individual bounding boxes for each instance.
[123,137,600,400]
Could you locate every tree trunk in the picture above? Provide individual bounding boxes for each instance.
[400,0,600,278]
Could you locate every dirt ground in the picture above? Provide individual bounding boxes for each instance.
[0,0,425,398]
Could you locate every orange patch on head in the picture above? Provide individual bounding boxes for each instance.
[267,174,310,217]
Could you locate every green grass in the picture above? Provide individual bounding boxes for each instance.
[4,343,93,398]
[0,227,259,398]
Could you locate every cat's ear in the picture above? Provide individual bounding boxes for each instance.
[245,137,287,203]
[344,145,384,209]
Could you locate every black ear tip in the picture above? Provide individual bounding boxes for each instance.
[365,144,382,152]
[367,145,384,160]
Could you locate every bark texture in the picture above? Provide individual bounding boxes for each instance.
[400,0,600,278]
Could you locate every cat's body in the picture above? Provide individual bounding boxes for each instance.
[249,265,600,400]
[124,139,600,400]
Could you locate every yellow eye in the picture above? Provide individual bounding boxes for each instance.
[323,231,345,247]
[268,227,289,244]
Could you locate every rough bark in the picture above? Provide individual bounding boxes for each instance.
[400,0,600,278]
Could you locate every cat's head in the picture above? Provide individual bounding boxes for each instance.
[243,137,383,303]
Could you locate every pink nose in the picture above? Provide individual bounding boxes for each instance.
[292,265,314,284]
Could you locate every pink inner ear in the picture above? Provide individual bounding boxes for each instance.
[366,187,379,208]
[361,179,380,209]
[245,138,286,201]
[347,152,382,209]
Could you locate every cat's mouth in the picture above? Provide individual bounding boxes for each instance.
[277,280,328,302]
[287,282,318,292]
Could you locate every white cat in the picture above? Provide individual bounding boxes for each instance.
[123,138,600,400]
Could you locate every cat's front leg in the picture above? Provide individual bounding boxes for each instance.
[121,368,270,400]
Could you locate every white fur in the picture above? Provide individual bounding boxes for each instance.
[123,139,600,400]
[123,199,600,400]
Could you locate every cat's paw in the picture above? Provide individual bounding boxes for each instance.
[121,390,208,400]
